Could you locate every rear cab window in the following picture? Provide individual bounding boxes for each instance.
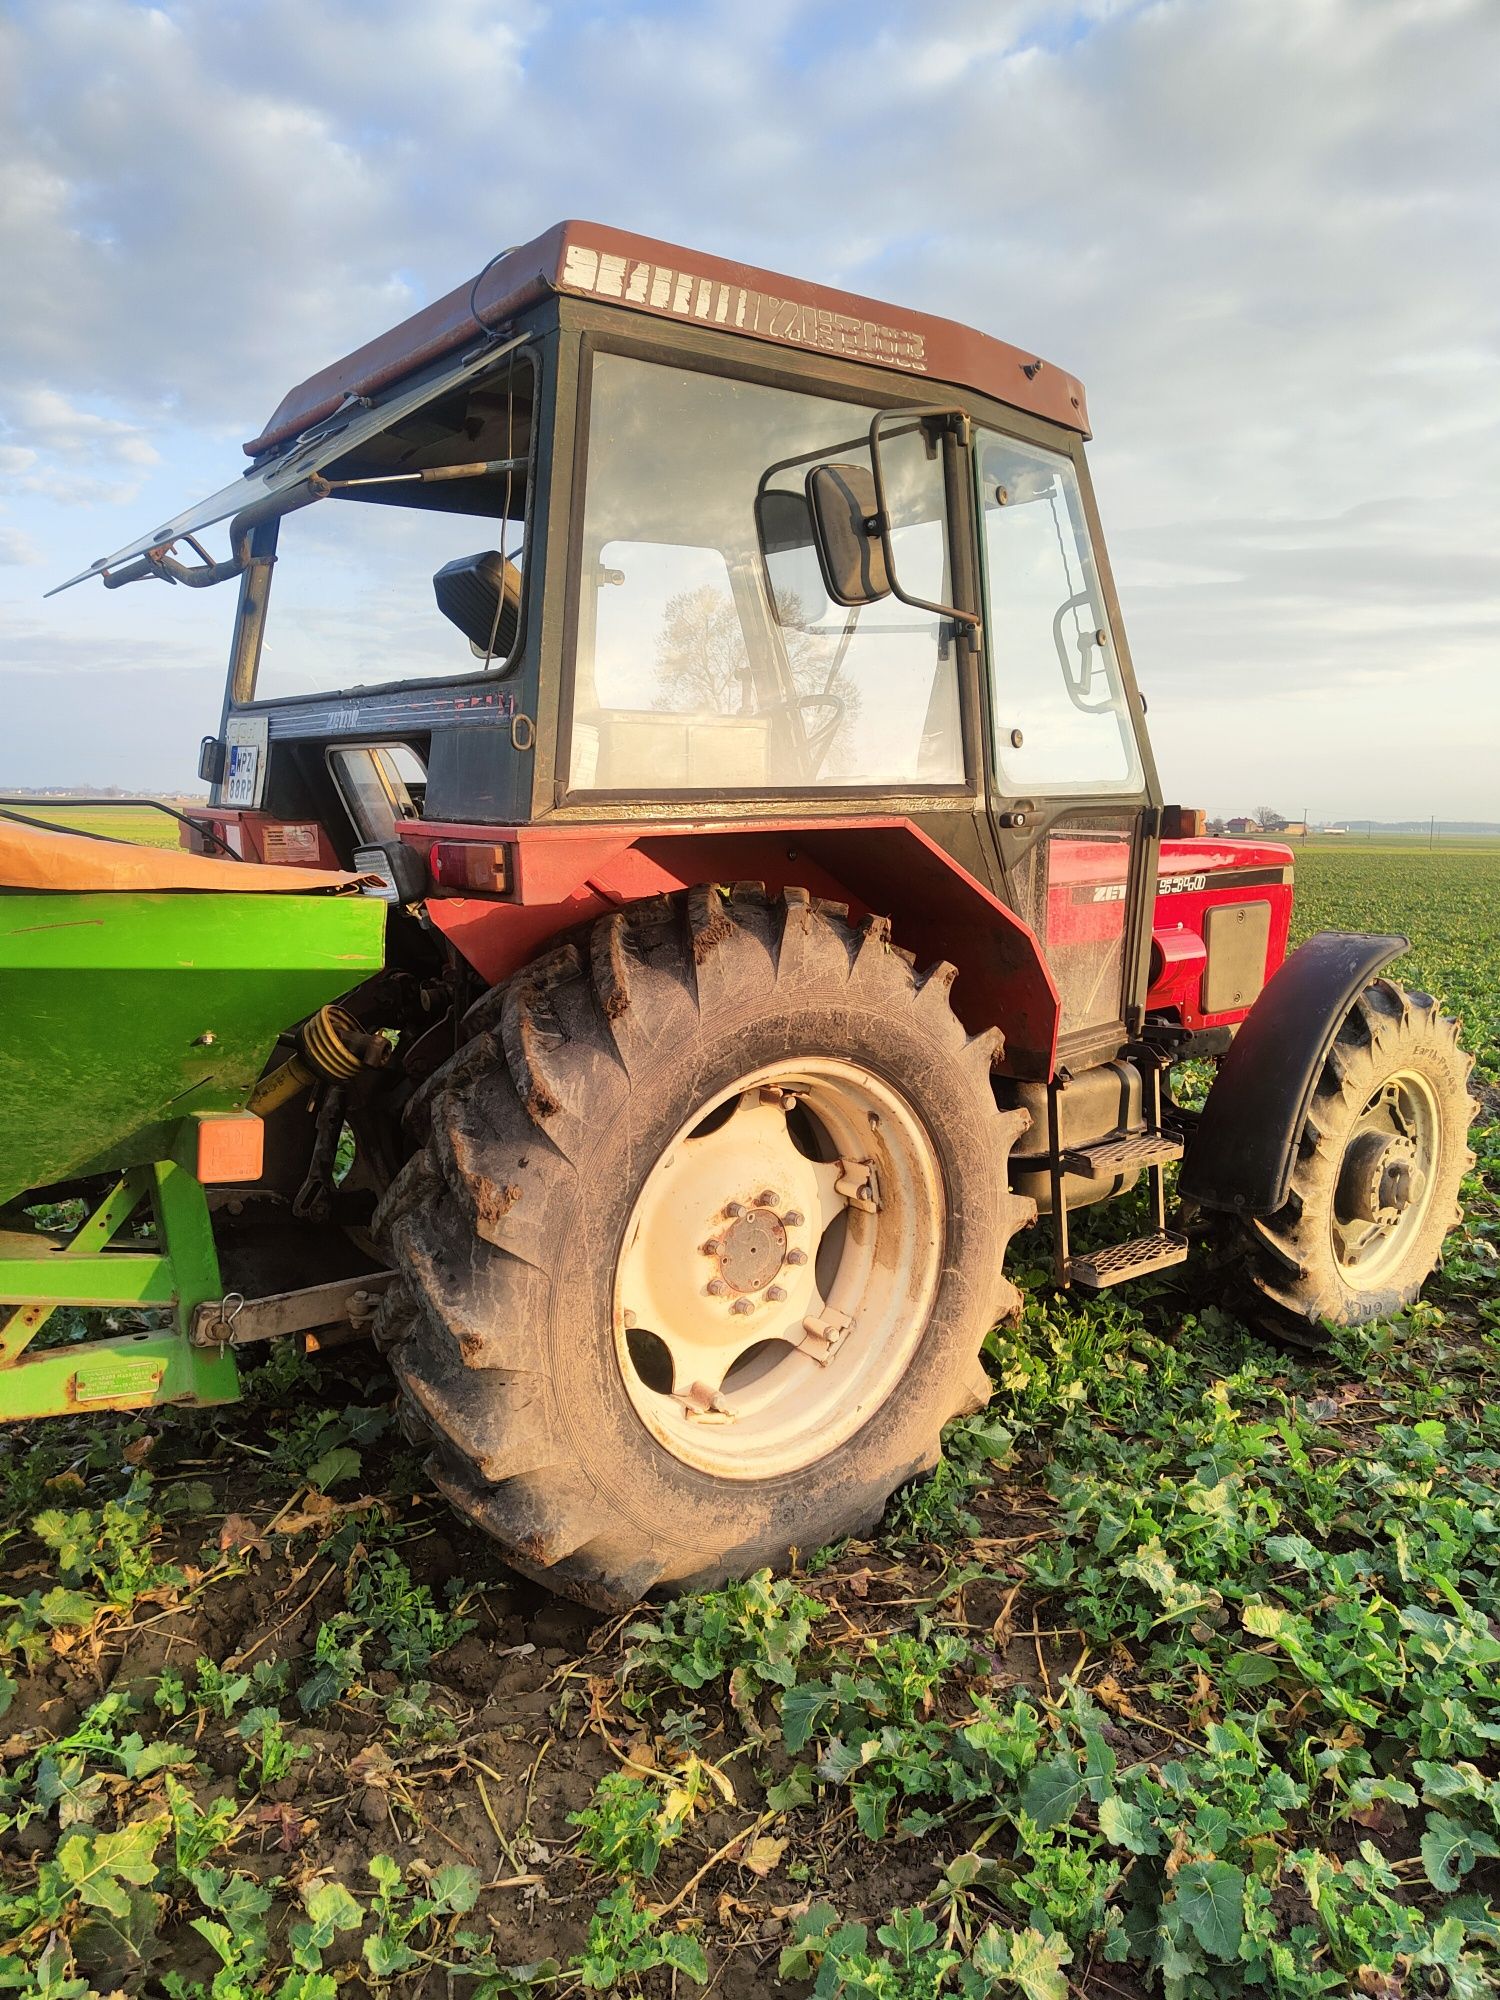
[567,353,966,796]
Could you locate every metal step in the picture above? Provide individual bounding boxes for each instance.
[1060,1129,1184,1176]
[1070,1229,1189,1289]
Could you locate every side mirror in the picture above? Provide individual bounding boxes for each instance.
[433,550,521,659]
[806,463,891,608]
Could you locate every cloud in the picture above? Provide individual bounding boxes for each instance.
[0,526,42,566]
[0,386,162,505]
[0,0,1496,812]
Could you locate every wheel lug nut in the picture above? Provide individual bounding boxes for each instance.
[765,1285,787,1302]
[758,1190,779,1208]
[724,1201,743,1218]
[785,1248,807,1266]
[730,1298,754,1316]
[706,1278,729,1296]
[701,1239,722,1256]
[782,1210,804,1228]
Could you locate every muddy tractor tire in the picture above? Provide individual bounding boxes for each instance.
[1238,978,1476,1343]
[373,885,1034,1608]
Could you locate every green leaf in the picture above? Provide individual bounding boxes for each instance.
[38,1586,99,1629]
[1170,1860,1244,1962]
[853,1781,895,1841]
[1096,1793,1157,1855]
[662,1932,709,1982]
[1420,1812,1500,1892]
[780,1680,834,1753]
[766,1763,815,1811]
[1020,1757,1086,1833]
[970,1924,1072,2000]
[1223,1651,1282,1688]
[306,1446,360,1493]
[364,1933,418,1977]
[878,1907,939,1958]
[427,1862,481,1914]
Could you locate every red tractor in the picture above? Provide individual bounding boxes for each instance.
[43,221,1475,1605]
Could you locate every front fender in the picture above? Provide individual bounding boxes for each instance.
[1179,930,1408,1216]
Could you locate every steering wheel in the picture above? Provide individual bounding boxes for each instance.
[763,689,846,779]
[1051,594,1119,714]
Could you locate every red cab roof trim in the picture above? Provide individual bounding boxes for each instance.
[244,220,1091,460]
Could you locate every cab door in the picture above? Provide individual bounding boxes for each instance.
[972,425,1161,1067]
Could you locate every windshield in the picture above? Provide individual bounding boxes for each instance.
[247,350,533,701]
[569,354,964,794]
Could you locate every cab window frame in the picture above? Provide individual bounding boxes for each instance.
[963,403,1154,811]
[552,319,988,812]
[228,341,543,712]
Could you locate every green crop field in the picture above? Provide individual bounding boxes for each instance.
[1292,844,1500,1083]
[5,803,191,850]
[0,850,1496,1998]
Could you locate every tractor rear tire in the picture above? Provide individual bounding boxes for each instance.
[373,886,1034,1608]
[1237,978,1476,1344]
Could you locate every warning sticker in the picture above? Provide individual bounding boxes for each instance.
[262,822,322,866]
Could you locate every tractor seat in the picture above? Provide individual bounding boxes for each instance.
[0,816,368,894]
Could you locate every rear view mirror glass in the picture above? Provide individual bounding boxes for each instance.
[755,489,831,630]
[433,549,522,660]
[806,462,891,608]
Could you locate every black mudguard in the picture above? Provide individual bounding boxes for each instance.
[1179,930,1408,1217]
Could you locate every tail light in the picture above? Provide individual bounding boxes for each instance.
[428,841,511,894]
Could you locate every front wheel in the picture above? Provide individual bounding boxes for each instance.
[374,887,1034,1607]
[1237,978,1476,1341]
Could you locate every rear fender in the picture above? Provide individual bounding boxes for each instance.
[1179,930,1408,1216]
[405,816,1062,1080]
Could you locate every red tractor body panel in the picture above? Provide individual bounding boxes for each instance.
[398,816,1064,1081]
[1147,835,1295,1029]
[181,808,1296,1074]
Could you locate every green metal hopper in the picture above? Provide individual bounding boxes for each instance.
[0,889,384,1205]
[0,831,386,1420]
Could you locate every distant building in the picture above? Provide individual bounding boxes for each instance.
[1275,821,1308,837]
[1322,826,1348,836]
[1226,817,1260,835]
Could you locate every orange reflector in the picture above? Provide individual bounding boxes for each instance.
[194,1112,264,1184]
[429,840,510,893]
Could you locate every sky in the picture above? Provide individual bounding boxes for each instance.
[1,0,1497,821]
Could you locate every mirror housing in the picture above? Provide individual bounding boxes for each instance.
[433,550,522,660]
[806,463,891,608]
[755,489,832,629]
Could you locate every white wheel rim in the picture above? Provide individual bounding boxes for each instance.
[613,1058,945,1479]
[1331,1066,1441,1288]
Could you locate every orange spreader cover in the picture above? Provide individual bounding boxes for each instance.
[0,819,366,894]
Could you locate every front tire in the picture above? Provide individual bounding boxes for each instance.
[374,887,1034,1608]
[1238,978,1476,1341]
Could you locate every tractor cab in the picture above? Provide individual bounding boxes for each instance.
[58,221,1168,1079]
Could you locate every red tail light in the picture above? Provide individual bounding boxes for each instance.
[428,841,511,893]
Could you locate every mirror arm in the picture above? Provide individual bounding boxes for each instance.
[867,407,981,631]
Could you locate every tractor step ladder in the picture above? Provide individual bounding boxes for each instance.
[1046,1051,1189,1291]
[1069,1228,1188,1289]
[1058,1129,1184,1177]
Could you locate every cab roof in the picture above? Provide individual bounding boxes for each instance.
[245,219,1090,460]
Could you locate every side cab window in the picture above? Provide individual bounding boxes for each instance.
[977,430,1142,797]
